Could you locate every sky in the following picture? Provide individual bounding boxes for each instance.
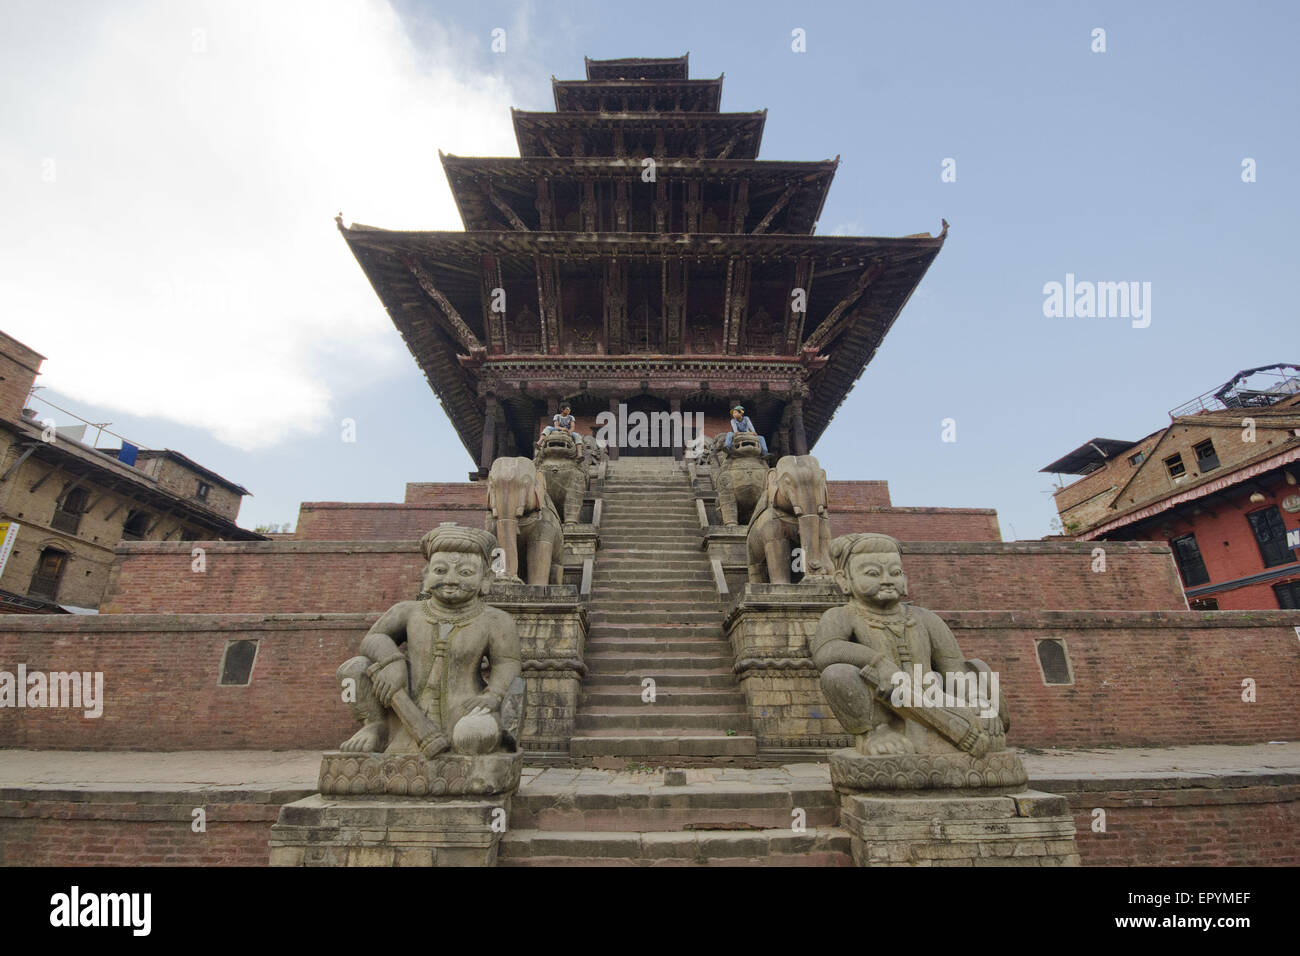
[2,0,1297,539]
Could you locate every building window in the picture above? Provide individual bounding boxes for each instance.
[1170,534,1210,587]
[196,481,211,501]
[1193,439,1219,472]
[1247,507,1297,568]
[29,548,69,601]
[1035,639,1073,685]
[219,639,259,685]
[121,510,151,541]
[51,487,90,535]
[1276,581,1300,609]
[1164,453,1186,480]
[1128,451,1145,467]
[1189,597,1219,611]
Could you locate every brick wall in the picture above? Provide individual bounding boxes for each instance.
[3,609,1297,752]
[826,481,892,508]
[104,540,1187,615]
[1059,781,1300,866]
[0,332,44,423]
[101,541,425,614]
[0,614,366,750]
[2,776,1294,866]
[294,503,486,540]
[943,610,1300,749]
[0,792,296,866]
[831,507,1001,542]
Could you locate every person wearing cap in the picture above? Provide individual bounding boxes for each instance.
[725,404,768,456]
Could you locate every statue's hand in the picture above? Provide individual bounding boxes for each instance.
[372,661,407,706]
[859,659,895,690]
[462,693,501,714]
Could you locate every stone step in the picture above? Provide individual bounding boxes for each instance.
[585,594,719,607]
[580,687,745,707]
[589,611,721,626]
[569,734,758,757]
[577,710,748,732]
[586,639,728,655]
[592,570,714,582]
[510,783,839,831]
[499,828,850,866]
[581,669,740,688]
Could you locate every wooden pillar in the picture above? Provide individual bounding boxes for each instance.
[606,397,620,461]
[790,396,808,456]
[670,397,684,461]
[480,394,498,474]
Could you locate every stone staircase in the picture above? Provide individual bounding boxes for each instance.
[569,457,758,763]
[500,767,851,866]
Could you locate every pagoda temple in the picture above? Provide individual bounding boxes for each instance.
[341,54,946,470]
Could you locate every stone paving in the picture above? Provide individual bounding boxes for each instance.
[1,741,1296,795]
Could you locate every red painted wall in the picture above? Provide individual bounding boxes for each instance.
[1116,477,1300,609]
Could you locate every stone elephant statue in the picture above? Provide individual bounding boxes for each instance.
[534,429,588,524]
[485,457,564,586]
[715,431,768,526]
[746,454,833,584]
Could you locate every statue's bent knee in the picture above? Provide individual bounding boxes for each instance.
[820,663,878,735]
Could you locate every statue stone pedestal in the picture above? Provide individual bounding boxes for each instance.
[830,749,1080,867]
[268,752,521,867]
[723,582,850,751]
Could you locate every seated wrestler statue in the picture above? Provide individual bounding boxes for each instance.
[811,532,1003,759]
[337,525,521,758]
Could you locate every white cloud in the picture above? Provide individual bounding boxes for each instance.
[0,0,533,450]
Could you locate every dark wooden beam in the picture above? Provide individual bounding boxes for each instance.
[784,257,815,351]
[752,182,798,235]
[487,183,529,232]
[401,256,484,353]
[803,260,885,352]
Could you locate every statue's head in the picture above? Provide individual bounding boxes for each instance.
[418,525,496,605]
[831,533,907,609]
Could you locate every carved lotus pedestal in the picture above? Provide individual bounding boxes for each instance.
[268,752,522,867]
[830,749,1080,867]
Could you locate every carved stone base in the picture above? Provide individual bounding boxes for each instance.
[318,751,522,797]
[829,747,1028,792]
[269,792,512,867]
[839,789,1080,867]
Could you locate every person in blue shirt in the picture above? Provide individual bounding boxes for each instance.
[725,404,768,456]
[538,403,579,446]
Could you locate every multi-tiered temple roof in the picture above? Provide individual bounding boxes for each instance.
[341,54,945,470]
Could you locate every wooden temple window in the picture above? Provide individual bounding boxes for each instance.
[51,487,89,535]
[29,547,68,601]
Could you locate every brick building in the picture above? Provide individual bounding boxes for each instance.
[1044,364,1300,609]
[0,330,262,612]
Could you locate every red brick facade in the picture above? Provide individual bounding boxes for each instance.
[100,540,1185,615]
[3,610,1296,752]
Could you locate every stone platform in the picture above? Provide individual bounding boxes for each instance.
[2,744,1297,866]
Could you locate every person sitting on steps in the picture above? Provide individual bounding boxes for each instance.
[724,404,769,456]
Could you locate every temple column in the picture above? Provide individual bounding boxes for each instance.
[606,396,620,461]
[480,394,499,475]
[790,396,808,456]
[670,396,684,461]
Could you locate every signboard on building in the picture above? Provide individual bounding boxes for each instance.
[0,521,20,578]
